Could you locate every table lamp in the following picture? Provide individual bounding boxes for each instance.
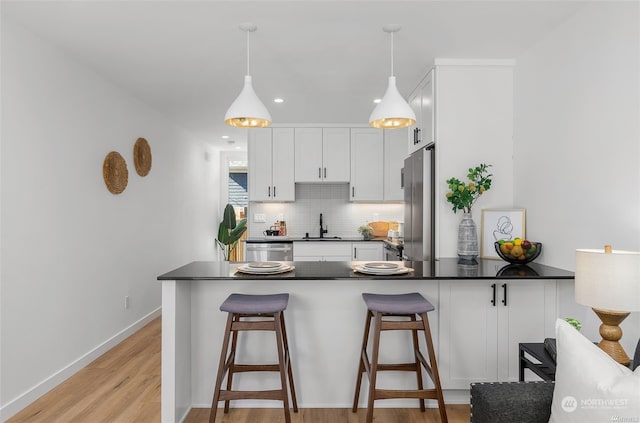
[575,245,640,365]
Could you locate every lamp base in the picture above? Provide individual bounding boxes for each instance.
[592,308,631,365]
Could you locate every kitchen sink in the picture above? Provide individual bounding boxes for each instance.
[301,236,342,241]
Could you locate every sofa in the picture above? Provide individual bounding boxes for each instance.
[470,337,640,423]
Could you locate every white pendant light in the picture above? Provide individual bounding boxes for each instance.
[369,25,415,129]
[225,23,271,128]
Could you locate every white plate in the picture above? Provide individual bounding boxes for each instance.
[236,265,288,274]
[353,265,412,276]
[236,265,295,275]
[247,261,283,269]
[363,262,400,270]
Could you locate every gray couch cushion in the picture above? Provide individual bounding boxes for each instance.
[470,381,554,423]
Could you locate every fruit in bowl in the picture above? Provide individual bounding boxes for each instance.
[495,239,542,264]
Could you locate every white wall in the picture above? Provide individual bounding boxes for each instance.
[0,19,220,419]
[513,2,640,351]
[434,61,515,258]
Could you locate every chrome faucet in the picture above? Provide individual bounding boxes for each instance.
[319,213,328,238]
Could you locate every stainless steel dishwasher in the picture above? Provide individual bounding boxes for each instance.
[245,241,293,262]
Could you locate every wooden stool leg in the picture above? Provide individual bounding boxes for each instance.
[274,311,292,423]
[420,312,448,423]
[365,312,383,423]
[352,310,373,412]
[209,313,234,423]
[410,314,426,412]
[223,314,240,413]
[280,312,298,412]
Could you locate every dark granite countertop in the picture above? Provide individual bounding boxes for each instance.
[158,258,574,281]
[244,237,387,243]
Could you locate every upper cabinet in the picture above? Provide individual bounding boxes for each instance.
[249,125,405,204]
[407,69,435,154]
[294,128,350,183]
[248,128,295,202]
[350,128,383,201]
[383,128,407,201]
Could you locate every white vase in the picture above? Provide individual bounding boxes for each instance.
[457,211,479,261]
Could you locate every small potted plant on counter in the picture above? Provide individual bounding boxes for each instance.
[216,203,247,261]
[358,224,374,240]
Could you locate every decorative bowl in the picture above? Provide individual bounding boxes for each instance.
[494,241,542,264]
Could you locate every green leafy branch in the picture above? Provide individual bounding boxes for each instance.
[216,204,247,261]
[445,163,493,214]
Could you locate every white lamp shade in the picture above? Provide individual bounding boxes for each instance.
[369,76,416,129]
[575,248,640,312]
[225,75,271,128]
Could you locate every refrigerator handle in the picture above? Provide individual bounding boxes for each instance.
[400,168,404,189]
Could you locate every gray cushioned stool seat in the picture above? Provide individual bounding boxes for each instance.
[362,292,434,315]
[220,293,289,314]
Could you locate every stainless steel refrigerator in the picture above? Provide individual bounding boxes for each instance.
[402,143,435,261]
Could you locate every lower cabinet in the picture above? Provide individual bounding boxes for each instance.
[437,279,557,389]
[293,241,384,262]
[351,242,384,261]
[293,242,352,262]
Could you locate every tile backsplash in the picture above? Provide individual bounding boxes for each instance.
[248,183,403,238]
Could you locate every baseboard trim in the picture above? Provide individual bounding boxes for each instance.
[0,307,162,421]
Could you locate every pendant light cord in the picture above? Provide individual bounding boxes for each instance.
[246,29,251,76]
[390,31,394,77]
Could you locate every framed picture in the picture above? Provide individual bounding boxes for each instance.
[481,208,526,259]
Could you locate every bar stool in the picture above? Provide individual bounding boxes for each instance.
[352,292,448,423]
[209,293,298,423]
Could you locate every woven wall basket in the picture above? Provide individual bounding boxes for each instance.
[103,151,128,194]
[133,137,152,176]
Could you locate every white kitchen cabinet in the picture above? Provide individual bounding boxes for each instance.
[248,128,295,202]
[293,242,352,261]
[350,128,383,201]
[437,279,557,389]
[407,69,434,154]
[294,128,350,183]
[352,242,384,261]
[383,128,407,201]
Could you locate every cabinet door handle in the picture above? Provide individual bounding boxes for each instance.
[324,167,327,178]
[318,167,322,179]
[273,186,276,197]
[413,128,417,144]
[502,283,508,306]
[268,186,271,197]
[352,186,355,197]
[416,128,421,144]
[491,283,496,306]
[354,247,357,259]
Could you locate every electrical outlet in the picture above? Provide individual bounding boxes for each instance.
[124,296,130,309]
[254,213,266,223]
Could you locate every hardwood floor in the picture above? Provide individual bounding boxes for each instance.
[7,317,470,423]
[186,406,470,423]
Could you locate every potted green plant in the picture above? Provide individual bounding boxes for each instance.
[216,204,247,261]
[358,224,374,240]
[445,163,492,260]
[565,317,582,331]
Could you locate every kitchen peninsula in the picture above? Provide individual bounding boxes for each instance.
[158,259,573,423]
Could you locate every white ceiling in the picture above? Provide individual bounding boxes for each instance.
[3,1,587,149]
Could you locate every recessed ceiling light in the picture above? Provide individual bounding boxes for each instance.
[221,135,230,139]
[373,98,382,104]
[235,146,242,150]
[274,98,284,103]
